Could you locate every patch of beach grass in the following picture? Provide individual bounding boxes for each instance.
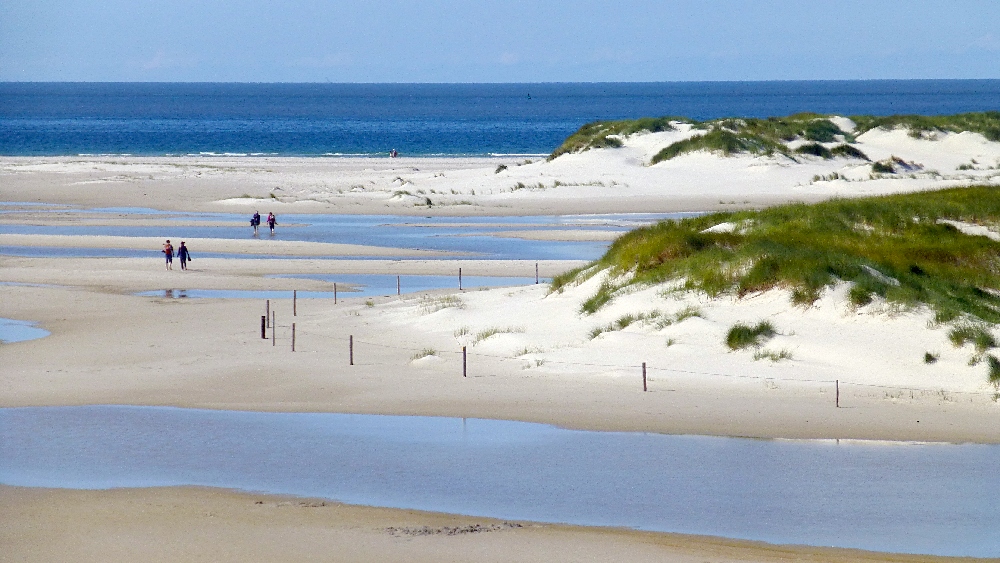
[948,324,997,354]
[472,326,525,345]
[726,321,777,350]
[651,128,789,163]
[872,160,896,174]
[852,112,1000,141]
[989,355,1000,384]
[831,144,870,160]
[411,348,437,361]
[753,348,793,362]
[794,143,833,159]
[513,346,545,357]
[420,295,465,314]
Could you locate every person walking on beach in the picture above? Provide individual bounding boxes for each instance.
[251,211,261,235]
[177,241,191,270]
[162,239,174,270]
[267,212,276,235]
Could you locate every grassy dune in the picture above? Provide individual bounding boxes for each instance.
[548,111,1000,163]
[552,186,1000,380]
[554,186,1000,324]
[547,117,685,160]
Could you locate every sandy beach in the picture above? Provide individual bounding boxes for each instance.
[4,123,1000,561]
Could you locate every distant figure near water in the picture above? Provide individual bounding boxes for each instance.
[177,241,191,270]
[390,148,398,158]
[251,211,261,235]
[267,212,276,235]
[162,239,174,270]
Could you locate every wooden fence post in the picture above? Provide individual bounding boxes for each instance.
[293,290,297,316]
[463,346,467,377]
[261,315,266,339]
[459,268,463,290]
[836,379,840,408]
[266,300,270,327]
[291,323,296,352]
[397,275,401,296]
[349,335,354,366]
[334,283,337,305]
[643,362,647,392]
[535,262,539,284]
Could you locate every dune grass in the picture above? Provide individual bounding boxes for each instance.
[650,114,849,164]
[549,111,999,163]
[651,129,790,163]
[726,321,777,350]
[564,186,1000,330]
[548,117,686,160]
[852,112,1000,141]
[472,326,525,345]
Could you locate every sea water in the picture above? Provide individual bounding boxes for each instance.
[1,406,998,557]
[2,81,999,156]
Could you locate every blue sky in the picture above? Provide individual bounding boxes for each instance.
[2,0,999,82]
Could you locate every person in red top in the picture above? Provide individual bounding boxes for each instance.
[267,212,276,235]
[162,240,174,270]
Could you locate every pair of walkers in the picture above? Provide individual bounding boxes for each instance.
[162,240,192,270]
[251,211,277,235]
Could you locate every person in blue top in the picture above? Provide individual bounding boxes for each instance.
[177,241,192,270]
[251,211,261,235]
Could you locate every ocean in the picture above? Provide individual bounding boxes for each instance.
[1,81,999,157]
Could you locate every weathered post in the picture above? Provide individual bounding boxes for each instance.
[334,283,337,304]
[836,379,840,408]
[291,323,296,352]
[535,262,539,284]
[643,362,647,392]
[397,275,401,296]
[349,335,354,366]
[293,290,297,316]
[459,268,463,290]
[463,346,467,377]
[266,300,270,327]
[261,315,266,339]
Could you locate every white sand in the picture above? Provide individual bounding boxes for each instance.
[5,124,1000,561]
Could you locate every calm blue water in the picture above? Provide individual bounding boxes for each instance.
[2,81,999,156]
[1,406,998,557]
[0,210,670,260]
[0,318,49,343]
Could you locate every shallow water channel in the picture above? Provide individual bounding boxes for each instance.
[136,274,546,299]
[0,210,686,261]
[1,406,997,557]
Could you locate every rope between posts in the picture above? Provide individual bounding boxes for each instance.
[261,320,1000,399]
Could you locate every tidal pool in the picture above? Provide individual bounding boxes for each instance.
[0,406,996,557]
[0,318,50,343]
